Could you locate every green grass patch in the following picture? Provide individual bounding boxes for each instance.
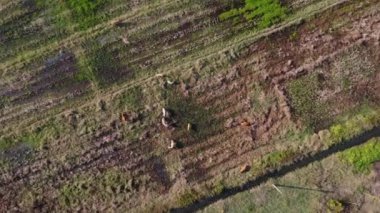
[76,42,125,87]
[211,179,318,213]
[287,73,328,129]
[219,0,288,29]
[0,137,14,152]
[176,189,200,207]
[75,54,98,84]
[36,0,107,30]
[220,191,257,213]
[66,0,107,29]
[327,106,380,146]
[117,86,143,111]
[289,30,299,41]
[59,178,92,207]
[210,181,226,196]
[250,83,277,116]
[59,169,133,208]
[0,96,10,110]
[340,138,380,173]
[332,46,376,92]
[163,88,222,143]
[0,120,62,151]
[35,0,71,31]
[253,149,297,171]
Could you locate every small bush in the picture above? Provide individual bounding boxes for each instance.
[326,199,345,212]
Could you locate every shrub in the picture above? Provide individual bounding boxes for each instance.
[326,199,345,212]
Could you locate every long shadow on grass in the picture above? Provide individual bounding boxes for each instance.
[170,126,380,213]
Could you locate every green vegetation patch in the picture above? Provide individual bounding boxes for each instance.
[163,88,222,143]
[253,149,297,172]
[66,0,106,20]
[36,0,107,30]
[0,96,10,109]
[332,46,375,92]
[250,83,277,116]
[175,182,227,208]
[326,199,345,212]
[327,106,380,146]
[287,73,328,129]
[176,189,201,207]
[76,42,127,87]
[68,0,108,29]
[219,0,288,29]
[59,169,134,207]
[0,120,62,151]
[340,138,380,173]
[206,178,319,213]
[117,86,144,111]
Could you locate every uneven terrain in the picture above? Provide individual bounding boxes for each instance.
[0,0,380,212]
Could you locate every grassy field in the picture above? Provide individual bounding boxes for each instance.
[1,0,380,212]
[202,138,380,213]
